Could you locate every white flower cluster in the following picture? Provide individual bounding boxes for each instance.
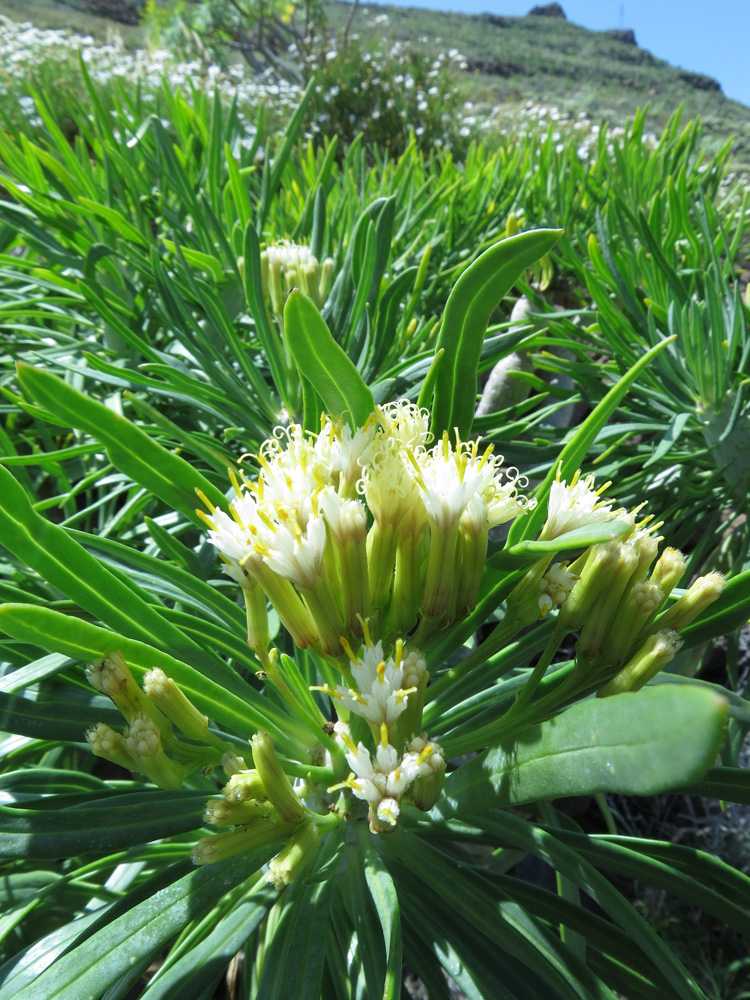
[336,637,424,729]
[0,17,302,144]
[341,727,445,831]
[202,402,534,651]
[261,241,334,315]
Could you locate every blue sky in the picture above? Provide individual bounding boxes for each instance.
[363,0,750,107]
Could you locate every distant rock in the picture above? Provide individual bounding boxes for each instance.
[679,70,722,93]
[601,28,637,46]
[528,3,566,17]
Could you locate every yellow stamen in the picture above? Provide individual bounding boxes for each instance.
[380,723,389,749]
[309,684,342,700]
[358,616,372,647]
[339,731,358,755]
[327,780,351,793]
[228,467,243,498]
[340,637,358,665]
[394,638,403,670]
[195,488,216,514]
[417,744,434,766]
[395,686,417,703]
[195,508,215,528]
[377,661,386,685]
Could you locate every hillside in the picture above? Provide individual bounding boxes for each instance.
[5,0,750,160]
[323,1,750,159]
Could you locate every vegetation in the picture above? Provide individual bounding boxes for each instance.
[0,8,749,1000]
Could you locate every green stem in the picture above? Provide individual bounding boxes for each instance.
[508,621,568,716]
[426,616,521,703]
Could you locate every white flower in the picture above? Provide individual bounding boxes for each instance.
[538,562,577,615]
[416,432,532,533]
[401,735,445,780]
[542,467,617,540]
[321,416,378,493]
[337,639,415,728]
[359,438,424,529]
[260,514,327,591]
[318,488,367,543]
[345,740,415,816]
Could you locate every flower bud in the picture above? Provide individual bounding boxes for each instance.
[143,668,209,741]
[370,797,401,834]
[87,652,170,733]
[405,736,446,812]
[192,816,295,865]
[243,577,270,656]
[204,797,276,828]
[86,722,137,771]
[575,543,639,660]
[556,543,620,632]
[396,649,429,744]
[123,716,185,789]
[654,572,726,634]
[250,731,304,823]
[649,547,686,597]
[598,630,683,697]
[223,769,267,802]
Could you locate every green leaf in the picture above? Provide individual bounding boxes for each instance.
[284,289,375,427]
[458,810,707,1000]
[254,830,340,1000]
[140,883,277,1000]
[356,826,403,1000]
[0,464,224,676]
[0,852,272,1000]
[674,765,750,805]
[0,690,120,744]
[443,685,728,810]
[0,789,207,859]
[14,364,227,525]
[383,834,615,1000]
[490,519,633,569]
[431,228,562,439]
[0,604,304,753]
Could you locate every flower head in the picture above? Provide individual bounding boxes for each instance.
[541,466,617,540]
[337,636,416,729]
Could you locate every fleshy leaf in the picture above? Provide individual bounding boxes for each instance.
[443,685,728,810]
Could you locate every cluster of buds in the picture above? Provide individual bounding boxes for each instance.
[193,732,329,886]
[260,241,334,321]
[85,654,230,788]
[506,466,727,696]
[199,401,534,660]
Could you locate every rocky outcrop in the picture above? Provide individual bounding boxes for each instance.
[527,3,566,17]
[601,28,637,45]
[679,70,722,93]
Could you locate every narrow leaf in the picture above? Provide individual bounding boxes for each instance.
[284,289,374,426]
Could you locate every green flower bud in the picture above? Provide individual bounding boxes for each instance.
[654,572,726,634]
[123,715,185,790]
[251,731,304,823]
[143,668,209,742]
[86,722,137,771]
[87,652,171,733]
[598,631,683,697]
[192,816,295,865]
